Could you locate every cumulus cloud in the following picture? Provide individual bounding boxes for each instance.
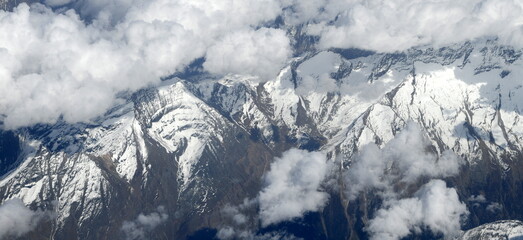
[0,0,290,129]
[367,180,468,240]
[218,125,464,238]
[343,123,467,239]
[258,148,331,227]
[0,198,47,238]
[308,0,523,52]
[66,0,523,55]
[214,149,332,239]
[345,122,463,199]
[0,4,167,128]
[121,206,168,240]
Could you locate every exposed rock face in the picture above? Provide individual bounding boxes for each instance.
[459,220,523,240]
[0,39,522,239]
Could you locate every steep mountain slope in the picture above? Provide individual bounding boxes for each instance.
[0,39,522,239]
[459,220,523,240]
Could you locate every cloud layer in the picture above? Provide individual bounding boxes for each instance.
[0,0,289,129]
[307,0,523,52]
[2,0,523,128]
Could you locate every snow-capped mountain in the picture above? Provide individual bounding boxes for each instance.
[459,220,523,240]
[1,38,523,239]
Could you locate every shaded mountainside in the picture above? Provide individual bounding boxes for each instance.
[0,39,523,239]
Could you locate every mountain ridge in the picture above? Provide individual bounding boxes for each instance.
[0,39,522,239]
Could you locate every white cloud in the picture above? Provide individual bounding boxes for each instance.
[3,0,523,128]
[0,4,158,129]
[204,28,291,80]
[367,180,468,240]
[218,125,464,238]
[343,123,467,239]
[258,148,331,227]
[121,206,168,240]
[0,0,289,129]
[345,122,463,199]
[384,124,462,183]
[0,198,47,239]
[308,0,523,52]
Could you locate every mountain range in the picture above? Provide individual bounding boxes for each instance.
[1,35,523,239]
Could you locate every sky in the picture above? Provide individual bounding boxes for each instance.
[1,0,523,128]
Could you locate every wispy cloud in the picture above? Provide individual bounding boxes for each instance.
[0,198,49,239]
[121,206,168,240]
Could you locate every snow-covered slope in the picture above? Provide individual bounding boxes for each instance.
[1,39,522,239]
[459,220,523,240]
